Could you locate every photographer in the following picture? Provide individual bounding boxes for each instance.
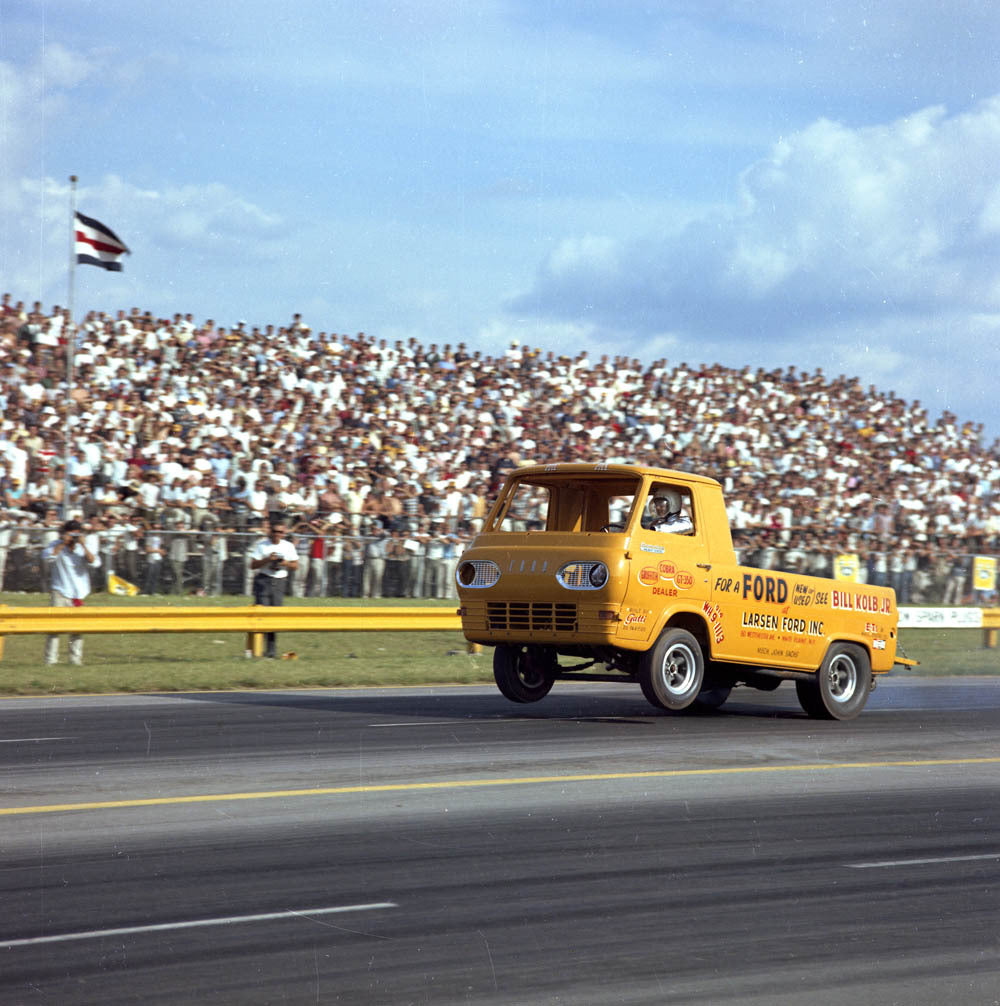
[248,517,298,658]
[42,519,101,666]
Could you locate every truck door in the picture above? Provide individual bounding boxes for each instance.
[624,483,711,621]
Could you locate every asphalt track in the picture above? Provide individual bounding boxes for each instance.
[1,676,999,1005]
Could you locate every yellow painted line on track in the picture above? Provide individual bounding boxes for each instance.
[3,757,1000,817]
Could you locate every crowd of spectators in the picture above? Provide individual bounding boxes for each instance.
[1,294,998,604]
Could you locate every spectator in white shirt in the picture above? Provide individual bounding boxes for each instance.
[42,519,100,665]
[248,519,298,658]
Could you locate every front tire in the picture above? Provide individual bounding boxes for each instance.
[795,643,872,720]
[493,645,556,703]
[694,685,732,710]
[639,628,705,711]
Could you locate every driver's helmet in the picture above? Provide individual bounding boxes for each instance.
[650,487,682,517]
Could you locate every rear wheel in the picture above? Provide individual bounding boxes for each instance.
[795,643,872,720]
[639,628,705,711]
[493,645,556,703]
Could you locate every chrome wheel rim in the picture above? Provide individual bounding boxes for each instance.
[826,653,858,703]
[659,643,698,696]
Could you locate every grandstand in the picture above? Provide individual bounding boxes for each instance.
[1,296,997,604]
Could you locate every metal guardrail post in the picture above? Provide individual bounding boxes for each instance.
[981,609,1000,649]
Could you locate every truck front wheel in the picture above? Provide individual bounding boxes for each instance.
[795,643,872,720]
[694,685,732,710]
[493,645,556,703]
[639,628,705,711]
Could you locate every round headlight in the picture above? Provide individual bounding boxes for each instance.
[456,560,501,588]
[588,563,609,588]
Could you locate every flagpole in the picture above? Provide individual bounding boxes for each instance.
[64,175,78,518]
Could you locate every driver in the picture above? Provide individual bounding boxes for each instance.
[648,487,693,534]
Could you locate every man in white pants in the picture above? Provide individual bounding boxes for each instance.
[42,519,101,666]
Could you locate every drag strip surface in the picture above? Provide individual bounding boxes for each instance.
[1,678,998,1004]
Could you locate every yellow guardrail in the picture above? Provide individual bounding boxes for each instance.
[0,605,995,659]
[0,606,462,635]
[0,606,464,660]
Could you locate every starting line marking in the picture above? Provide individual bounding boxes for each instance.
[0,903,398,949]
[2,756,1000,817]
[0,737,72,744]
[850,853,1000,869]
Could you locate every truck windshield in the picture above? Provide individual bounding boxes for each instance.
[489,476,641,533]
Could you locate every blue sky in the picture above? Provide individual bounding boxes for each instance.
[4,1,1000,438]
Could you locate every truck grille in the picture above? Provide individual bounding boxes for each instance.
[487,601,577,633]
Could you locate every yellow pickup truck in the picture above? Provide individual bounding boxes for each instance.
[456,463,916,720]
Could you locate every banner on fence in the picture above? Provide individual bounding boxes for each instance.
[833,553,861,582]
[973,555,997,593]
[897,607,984,629]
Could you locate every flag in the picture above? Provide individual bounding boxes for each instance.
[75,211,130,271]
[108,572,140,596]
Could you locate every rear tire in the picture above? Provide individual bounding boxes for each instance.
[493,645,556,703]
[795,643,872,720]
[639,628,705,711]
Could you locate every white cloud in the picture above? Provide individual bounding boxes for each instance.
[505,96,1000,427]
[39,42,96,89]
[0,44,101,178]
[546,235,620,279]
[0,40,293,306]
[511,95,1000,349]
[146,183,286,249]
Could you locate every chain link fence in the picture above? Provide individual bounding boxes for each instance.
[2,525,996,606]
[0,527,464,600]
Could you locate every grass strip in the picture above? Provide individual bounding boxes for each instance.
[0,593,993,695]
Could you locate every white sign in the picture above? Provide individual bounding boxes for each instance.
[897,607,984,629]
